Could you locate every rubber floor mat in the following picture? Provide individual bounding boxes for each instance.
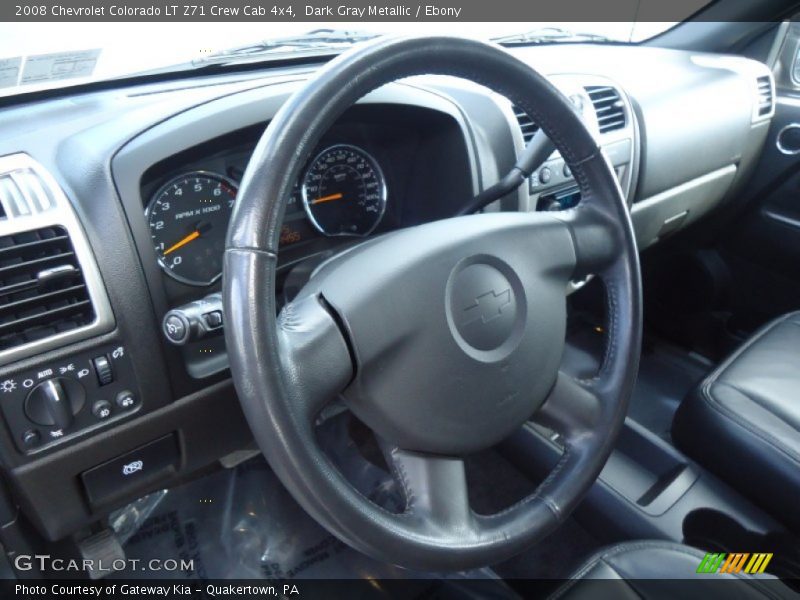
[107,412,515,595]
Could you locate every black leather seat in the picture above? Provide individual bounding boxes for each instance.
[555,541,790,599]
[673,311,800,531]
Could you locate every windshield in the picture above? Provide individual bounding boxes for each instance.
[0,22,678,98]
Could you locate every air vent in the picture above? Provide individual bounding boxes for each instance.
[0,169,56,218]
[756,75,774,118]
[512,105,540,143]
[585,85,626,134]
[0,226,95,352]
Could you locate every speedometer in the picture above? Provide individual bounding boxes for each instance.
[146,172,237,286]
[301,144,387,237]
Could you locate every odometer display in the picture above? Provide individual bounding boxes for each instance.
[146,172,237,286]
[301,145,387,237]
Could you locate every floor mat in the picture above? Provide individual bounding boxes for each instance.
[108,455,515,588]
[107,413,515,594]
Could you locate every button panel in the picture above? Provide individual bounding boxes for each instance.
[0,344,140,454]
[81,434,179,508]
[528,138,633,196]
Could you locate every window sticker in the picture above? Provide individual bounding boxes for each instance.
[0,56,21,88]
[20,49,100,84]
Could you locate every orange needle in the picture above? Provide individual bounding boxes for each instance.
[163,230,200,256]
[311,192,343,205]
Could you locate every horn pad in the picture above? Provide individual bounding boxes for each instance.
[446,256,526,361]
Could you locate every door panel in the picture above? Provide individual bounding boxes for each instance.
[718,26,800,329]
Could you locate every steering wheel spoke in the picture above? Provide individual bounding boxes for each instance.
[387,448,475,533]
[532,371,602,441]
[276,293,354,420]
[555,202,621,280]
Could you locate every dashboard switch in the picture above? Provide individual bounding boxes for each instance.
[115,391,137,410]
[163,292,224,346]
[92,400,112,420]
[81,434,179,507]
[24,378,85,430]
[93,355,113,386]
[163,314,188,344]
[538,166,552,185]
[204,310,223,328]
[22,429,40,448]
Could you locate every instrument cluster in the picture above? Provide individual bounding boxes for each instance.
[146,143,387,286]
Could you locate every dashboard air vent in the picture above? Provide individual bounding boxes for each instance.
[0,169,56,219]
[512,105,540,143]
[756,75,774,117]
[585,85,626,134]
[0,226,95,352]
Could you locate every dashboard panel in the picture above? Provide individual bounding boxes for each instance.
[0,41,775,544]
[123,96,475,379]
[136,102,472,302]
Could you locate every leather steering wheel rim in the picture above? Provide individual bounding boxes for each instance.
[223,36,642,571]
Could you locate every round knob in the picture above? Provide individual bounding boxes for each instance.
[162,292,224,346]
[543,198,563,212]
[163,313,189,345]
[24,378,85,430]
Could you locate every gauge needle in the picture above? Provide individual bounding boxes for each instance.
[311,192,343,205]
[164,230,200,256]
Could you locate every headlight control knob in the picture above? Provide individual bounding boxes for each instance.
[24,378,86,430]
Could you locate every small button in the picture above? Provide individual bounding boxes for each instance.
[538,167,551,185]
[164,315,187,343]
[115,391,137,410]
[22,429,40,448]
[203,310,223,328]
[92,400,112,420]
[81,434,179,507]
[563,164,572,178]
[93,356,113,386]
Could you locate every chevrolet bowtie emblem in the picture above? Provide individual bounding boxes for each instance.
[462,288,512,326]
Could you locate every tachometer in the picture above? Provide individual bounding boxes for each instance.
[146,172,237,286]
[301,144,387,237]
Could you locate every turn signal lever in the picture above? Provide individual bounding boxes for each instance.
[162,292,224,346]
[458,128,556,215]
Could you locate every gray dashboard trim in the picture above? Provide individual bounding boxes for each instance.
[501,72,638,211]
[631,164,738,249]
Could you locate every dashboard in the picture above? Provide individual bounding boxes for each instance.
[0,42,775,542]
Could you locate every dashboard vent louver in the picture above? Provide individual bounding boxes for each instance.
[0,226,95,352]
[512,105,540,143]
[0,169,56,219]
[756,75,774,117]
[585,85,626,134]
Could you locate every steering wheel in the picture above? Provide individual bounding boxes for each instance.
[223,36,641,571]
